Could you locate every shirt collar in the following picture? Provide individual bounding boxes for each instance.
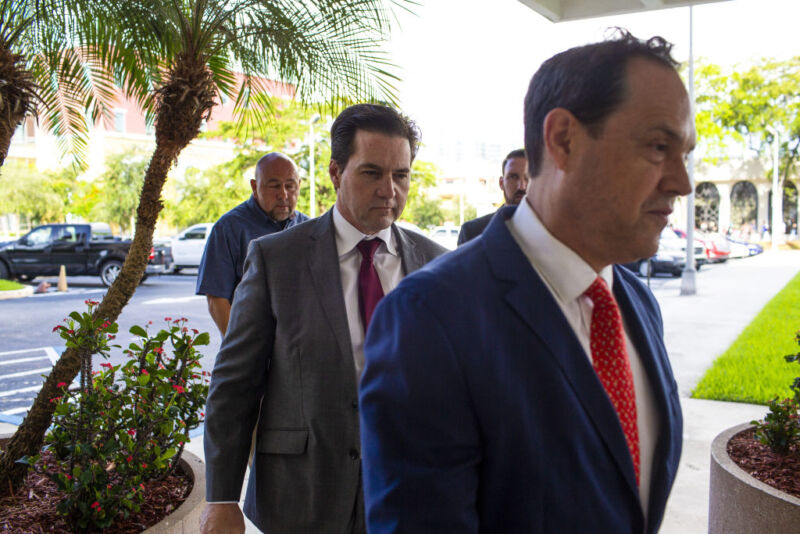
[332,205,397,257]
[509,198,614,301]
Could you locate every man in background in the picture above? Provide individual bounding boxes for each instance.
[457,148,527,245]
[201,104,446,534]
[196,152,308,335]
[361,31,692,533]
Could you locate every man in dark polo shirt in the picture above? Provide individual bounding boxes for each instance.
[457,148,528,246]
[197,152,309,334]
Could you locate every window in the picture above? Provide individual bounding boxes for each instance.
[113,109,127,133]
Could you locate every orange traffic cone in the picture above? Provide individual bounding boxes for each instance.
[57,265,68,292]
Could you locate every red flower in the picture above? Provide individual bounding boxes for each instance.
[153,347,164,355]
[192,328,199,334]
[172,385,185,394]
[52,325,61,332]
[65,474,72,480]
[141,463,147,468]
[127,429,136,435]
[57,382,68,388]
[126,455,133,462]
[85,299,99,306]
[140,483,145,491]
[100,363,112,369]
[90,501,100,509]
[200,412,205,417]
[142,369,149,375]
[49,396,61,403]
[67,329,74,335]
[164,317,172,321]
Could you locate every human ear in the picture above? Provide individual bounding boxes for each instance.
[329,160,341,189]
[542,108,576,172]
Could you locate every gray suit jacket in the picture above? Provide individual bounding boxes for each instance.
[204,209,447,533]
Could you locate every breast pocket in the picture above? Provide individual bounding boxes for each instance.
[257,429,309,455]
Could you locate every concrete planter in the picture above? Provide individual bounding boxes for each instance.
[709,423,800,534]
[0,433,206,533]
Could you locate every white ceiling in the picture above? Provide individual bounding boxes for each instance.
[516,0,732,22]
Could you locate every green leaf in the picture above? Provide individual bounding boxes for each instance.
[129,325,147,337]
[137,373,150,386]
[194,332,210,346]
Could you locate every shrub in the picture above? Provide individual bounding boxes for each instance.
[22,300,209,531]
[752,329,800,455]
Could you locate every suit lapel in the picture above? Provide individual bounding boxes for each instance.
[482,208,641,499]
[393,225,424,274]
[613,268,681,528]
[307,210,353,362]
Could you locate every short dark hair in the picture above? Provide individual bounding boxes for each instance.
[330,104,420,169]
[501,149,526,175]
[523,29,679,177]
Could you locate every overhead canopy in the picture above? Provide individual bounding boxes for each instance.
[517,0,731,22]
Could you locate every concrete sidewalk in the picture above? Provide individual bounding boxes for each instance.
[2,249,798,533]
[653,249,800,533]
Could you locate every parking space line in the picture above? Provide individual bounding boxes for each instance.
[0,355,52,366]
[0,347,49,357]
[144,295,205,305]
[0,367,51,379]
[0,385,41,397]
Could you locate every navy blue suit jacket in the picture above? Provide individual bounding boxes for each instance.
[360,206,683,534]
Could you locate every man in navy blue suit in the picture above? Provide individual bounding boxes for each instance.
[360,30,694,534]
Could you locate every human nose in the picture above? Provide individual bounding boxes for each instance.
[376,173,395,199]
[663,153,692,197]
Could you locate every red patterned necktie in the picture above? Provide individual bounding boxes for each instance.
[356,238,385,330]
[584,277,640,485]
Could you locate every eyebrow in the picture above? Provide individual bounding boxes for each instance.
[652,125,696,152]
[359,162,411,173]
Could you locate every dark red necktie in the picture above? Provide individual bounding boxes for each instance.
[356,238,384,330]
[584,277,640,484]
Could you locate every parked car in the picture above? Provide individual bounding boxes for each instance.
[170,223,213,272]
[0,222,172,286]
[727,238,764,258]
[622,227,705,277]
[673,228,731,263]
[428,224,460,250]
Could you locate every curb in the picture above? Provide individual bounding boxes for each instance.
[0,285,34,301]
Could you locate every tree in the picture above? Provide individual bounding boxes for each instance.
[0,160,70,222]
[0,0,118,169]
[402,159,445,229]
[89,150,148,234]
[0,0,414,494]
[695,57,800,229]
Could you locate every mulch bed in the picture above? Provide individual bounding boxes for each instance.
[727,427,800,499]
[0,453,191,533]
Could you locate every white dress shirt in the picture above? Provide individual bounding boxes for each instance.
[506,199,659,518]
[332,206,404,379]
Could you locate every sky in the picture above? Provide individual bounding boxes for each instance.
[385,0,799,176]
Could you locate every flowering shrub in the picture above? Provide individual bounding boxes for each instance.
[24,301,210,531]
[752,329,800,454]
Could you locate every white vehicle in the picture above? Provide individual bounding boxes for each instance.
[428,224,460,250]
[170,223,213,272]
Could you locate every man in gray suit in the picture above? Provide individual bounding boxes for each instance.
[201,104,447,534]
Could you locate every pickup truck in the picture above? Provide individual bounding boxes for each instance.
[0,223,173,286]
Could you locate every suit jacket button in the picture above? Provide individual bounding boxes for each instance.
[351,399,358,410]
[349,448,360,460]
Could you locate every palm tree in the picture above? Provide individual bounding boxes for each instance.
[0,0,414,494]
[0,0,118,169]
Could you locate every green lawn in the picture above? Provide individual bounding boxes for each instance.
[692,271,800,405]
[0,279,25,291]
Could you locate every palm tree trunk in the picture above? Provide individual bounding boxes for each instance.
[0,55,215,495]
[0,46,35,171]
